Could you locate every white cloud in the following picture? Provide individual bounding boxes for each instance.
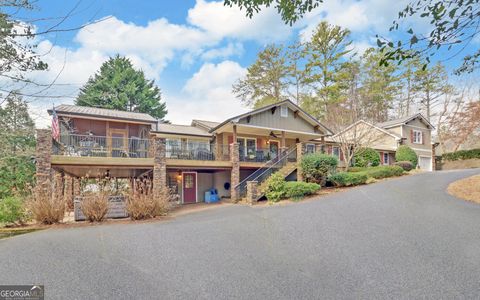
[166,60,248,124]
[187,0,293,42]
[201,42,244,60]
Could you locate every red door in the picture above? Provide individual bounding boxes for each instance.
[183,172,197,204]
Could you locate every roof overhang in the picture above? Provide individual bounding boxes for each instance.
[48,111,157,125]
[215,122,324,141]
[209,100,333,136]
[150,131,212,139]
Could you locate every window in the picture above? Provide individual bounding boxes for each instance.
[332,146,340,158]
[184,174,194,188]
[165,139,180,158]
[413,130,423,144]
[305,144,315,154]
[280,105,288,117]
[383,152,389,165]
[237,137,257,159]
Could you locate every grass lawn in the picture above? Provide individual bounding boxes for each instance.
[447,174,480,204]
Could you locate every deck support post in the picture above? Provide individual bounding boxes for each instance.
[230,142,240,202]
[152,135,167,199]
[35,129,53,196]
[296,143,304,182]
[64,173,74,210]
[246,181,258,205]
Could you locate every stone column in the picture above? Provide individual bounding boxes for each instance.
[246,181,258,205]
[230,142,240,202]
[73,177,81,197]
[35,129,53,195]
[296,143,304,182]
[64,174,74,210]
[54,171,64,203]
[215,133,222,161]
[432,143,437,171]
[152,136,167,199]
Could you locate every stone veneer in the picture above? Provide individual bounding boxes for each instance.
[230,143,240,201]
[152,135,167,199]
[296,143,304,182]
[35,129,53,195]
[64,174,74,210]
[246,181,258,204]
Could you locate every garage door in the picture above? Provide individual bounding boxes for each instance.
[419,156,432,171]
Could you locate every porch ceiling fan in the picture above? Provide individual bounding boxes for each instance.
[269,131,279,138]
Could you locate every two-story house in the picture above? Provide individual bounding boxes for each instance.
[36,100,332,205]
[312,113,435,171]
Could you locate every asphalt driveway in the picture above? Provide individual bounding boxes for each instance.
[1,169,479,299]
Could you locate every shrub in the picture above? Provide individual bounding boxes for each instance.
[362,165,404,179]
[394,161,414,171]
[126,180,175,220]
[442,148,480,161]
[301,153,338,184]
[0,197,27,226]
[347,167,367,172]
[329,172,368,187]
[264,173,287,202]
[395,145,418,167]
[354,148,380,167]
[284,181,320,200]
[80,190,109,222]
[27,187,65,224]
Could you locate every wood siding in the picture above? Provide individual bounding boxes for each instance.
[237,105,318,133]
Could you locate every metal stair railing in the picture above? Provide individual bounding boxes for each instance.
[234,146,297,198]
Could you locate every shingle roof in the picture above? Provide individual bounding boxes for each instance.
[191,119,220,130]
[377,113,434,129]
[49,104,157,123]
[154,123,212,137]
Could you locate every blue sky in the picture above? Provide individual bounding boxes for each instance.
[17,0,474,127]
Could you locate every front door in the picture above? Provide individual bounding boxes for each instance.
[269,141,279,160]
[183,172,197,204]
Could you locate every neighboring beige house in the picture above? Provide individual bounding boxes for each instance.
[312,114,435,171]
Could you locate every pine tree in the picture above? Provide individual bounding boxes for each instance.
[76,55,167,120]
[232,44,289,108]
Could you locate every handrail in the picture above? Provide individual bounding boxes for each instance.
[234,145,297,197]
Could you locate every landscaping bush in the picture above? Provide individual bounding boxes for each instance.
[353,148,380,167]
[80,190,109,222]
[395,145,418,167]
[442,148,480,161]
[284,181,320,200]
[126,180,174,220]
[329,172,368,187]
[394,161,414,171]
[264,173,287,202]
[347,167,367,172]
[0,197,27,226]
[301,153,338,184]
[27,188,65,224]
[362,165,404,179]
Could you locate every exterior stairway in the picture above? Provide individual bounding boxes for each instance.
[235,146,298,201]
[256,161,297,200]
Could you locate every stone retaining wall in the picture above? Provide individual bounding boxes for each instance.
[437,158,480,170]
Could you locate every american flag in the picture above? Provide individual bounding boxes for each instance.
[51,106,60,141]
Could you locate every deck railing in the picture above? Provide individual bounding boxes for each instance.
[53,134,150,158]
[165,140,230,161]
